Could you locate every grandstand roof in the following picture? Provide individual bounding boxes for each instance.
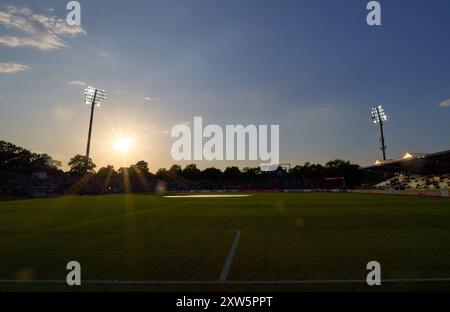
[364,149,450,174]
[402,152,428,160]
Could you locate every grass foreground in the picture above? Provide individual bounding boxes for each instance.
[0,192,449,292]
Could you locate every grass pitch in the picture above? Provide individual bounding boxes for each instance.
[0,193,450,291]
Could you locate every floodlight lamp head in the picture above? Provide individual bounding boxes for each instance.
[84,86,106,106]
[371,105,387,124]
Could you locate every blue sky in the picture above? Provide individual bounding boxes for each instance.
[0,0,449,171]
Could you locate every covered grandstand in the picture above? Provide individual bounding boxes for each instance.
[364,149,450,175]
[361,149,450,195]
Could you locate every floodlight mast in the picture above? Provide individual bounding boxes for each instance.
[371,105,387,161]
[377,107,387,161]
[83,86,106,173]
[85,88,97,171]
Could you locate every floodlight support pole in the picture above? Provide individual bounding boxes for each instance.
[376,107,387,161]
[85,89,97,172]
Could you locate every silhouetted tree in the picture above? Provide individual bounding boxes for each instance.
[68,154,95,176]
[182,163,201,180]
[223,166,241,181]
[169,164,182,176]
[30,153,61,173]
[202,167,222,181]
[0,140,61,174]
[155,168,168,179]
[325,159,361,187]
[134,160,150,175]
[97,165,115,177]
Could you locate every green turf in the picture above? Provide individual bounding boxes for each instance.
[0,193,449,291]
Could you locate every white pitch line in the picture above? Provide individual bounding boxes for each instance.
[164,195,252,198]
[219,230,242,281]
[2,278,450,285]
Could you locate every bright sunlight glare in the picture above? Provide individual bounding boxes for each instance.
[114,137,132,153]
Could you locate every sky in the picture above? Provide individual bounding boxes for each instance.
[0,0,449,172]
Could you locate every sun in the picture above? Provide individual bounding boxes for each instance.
[113,137,132,153]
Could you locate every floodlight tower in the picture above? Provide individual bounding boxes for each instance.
[84,86,106,171]
[371,105,388,160]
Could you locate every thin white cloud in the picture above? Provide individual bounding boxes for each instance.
[140,123,169,135]
[141,96,160,102]
[0,6,86,51]
[439,99,450,108]
[0,62,30,73]
[0,34,66,50]
[68,80,87,86]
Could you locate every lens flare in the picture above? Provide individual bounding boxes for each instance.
[114,137,132,153]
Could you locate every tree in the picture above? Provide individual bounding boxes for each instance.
[155,168,168,179]
[29,153,61,173]
[0,140,61,174]
[182,163,201,180]
[96,165,115,178]
[0,140,32,173]
[201,167,222,181]
[325,159,348,170]
[223,166,241,181]
[117,167,127,176]
[325,159,361,187]
[168,164,182,176]
[134,160,150,175]
[242,167,259,181]
[68,154,96,176]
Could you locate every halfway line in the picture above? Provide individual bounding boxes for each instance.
[219,230,241,281]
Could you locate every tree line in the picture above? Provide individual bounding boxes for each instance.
[1,140,365,195]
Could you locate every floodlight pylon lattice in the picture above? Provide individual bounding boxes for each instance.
[371,105,388,161]
[83,86,106,172]
[84,86,106,106]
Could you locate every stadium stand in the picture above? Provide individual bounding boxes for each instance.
[365,150,450,175]
[374,173,450,191]
[358,149,450,197]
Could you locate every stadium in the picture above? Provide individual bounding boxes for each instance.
[1,137,449,292]
[0,0,449,298]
